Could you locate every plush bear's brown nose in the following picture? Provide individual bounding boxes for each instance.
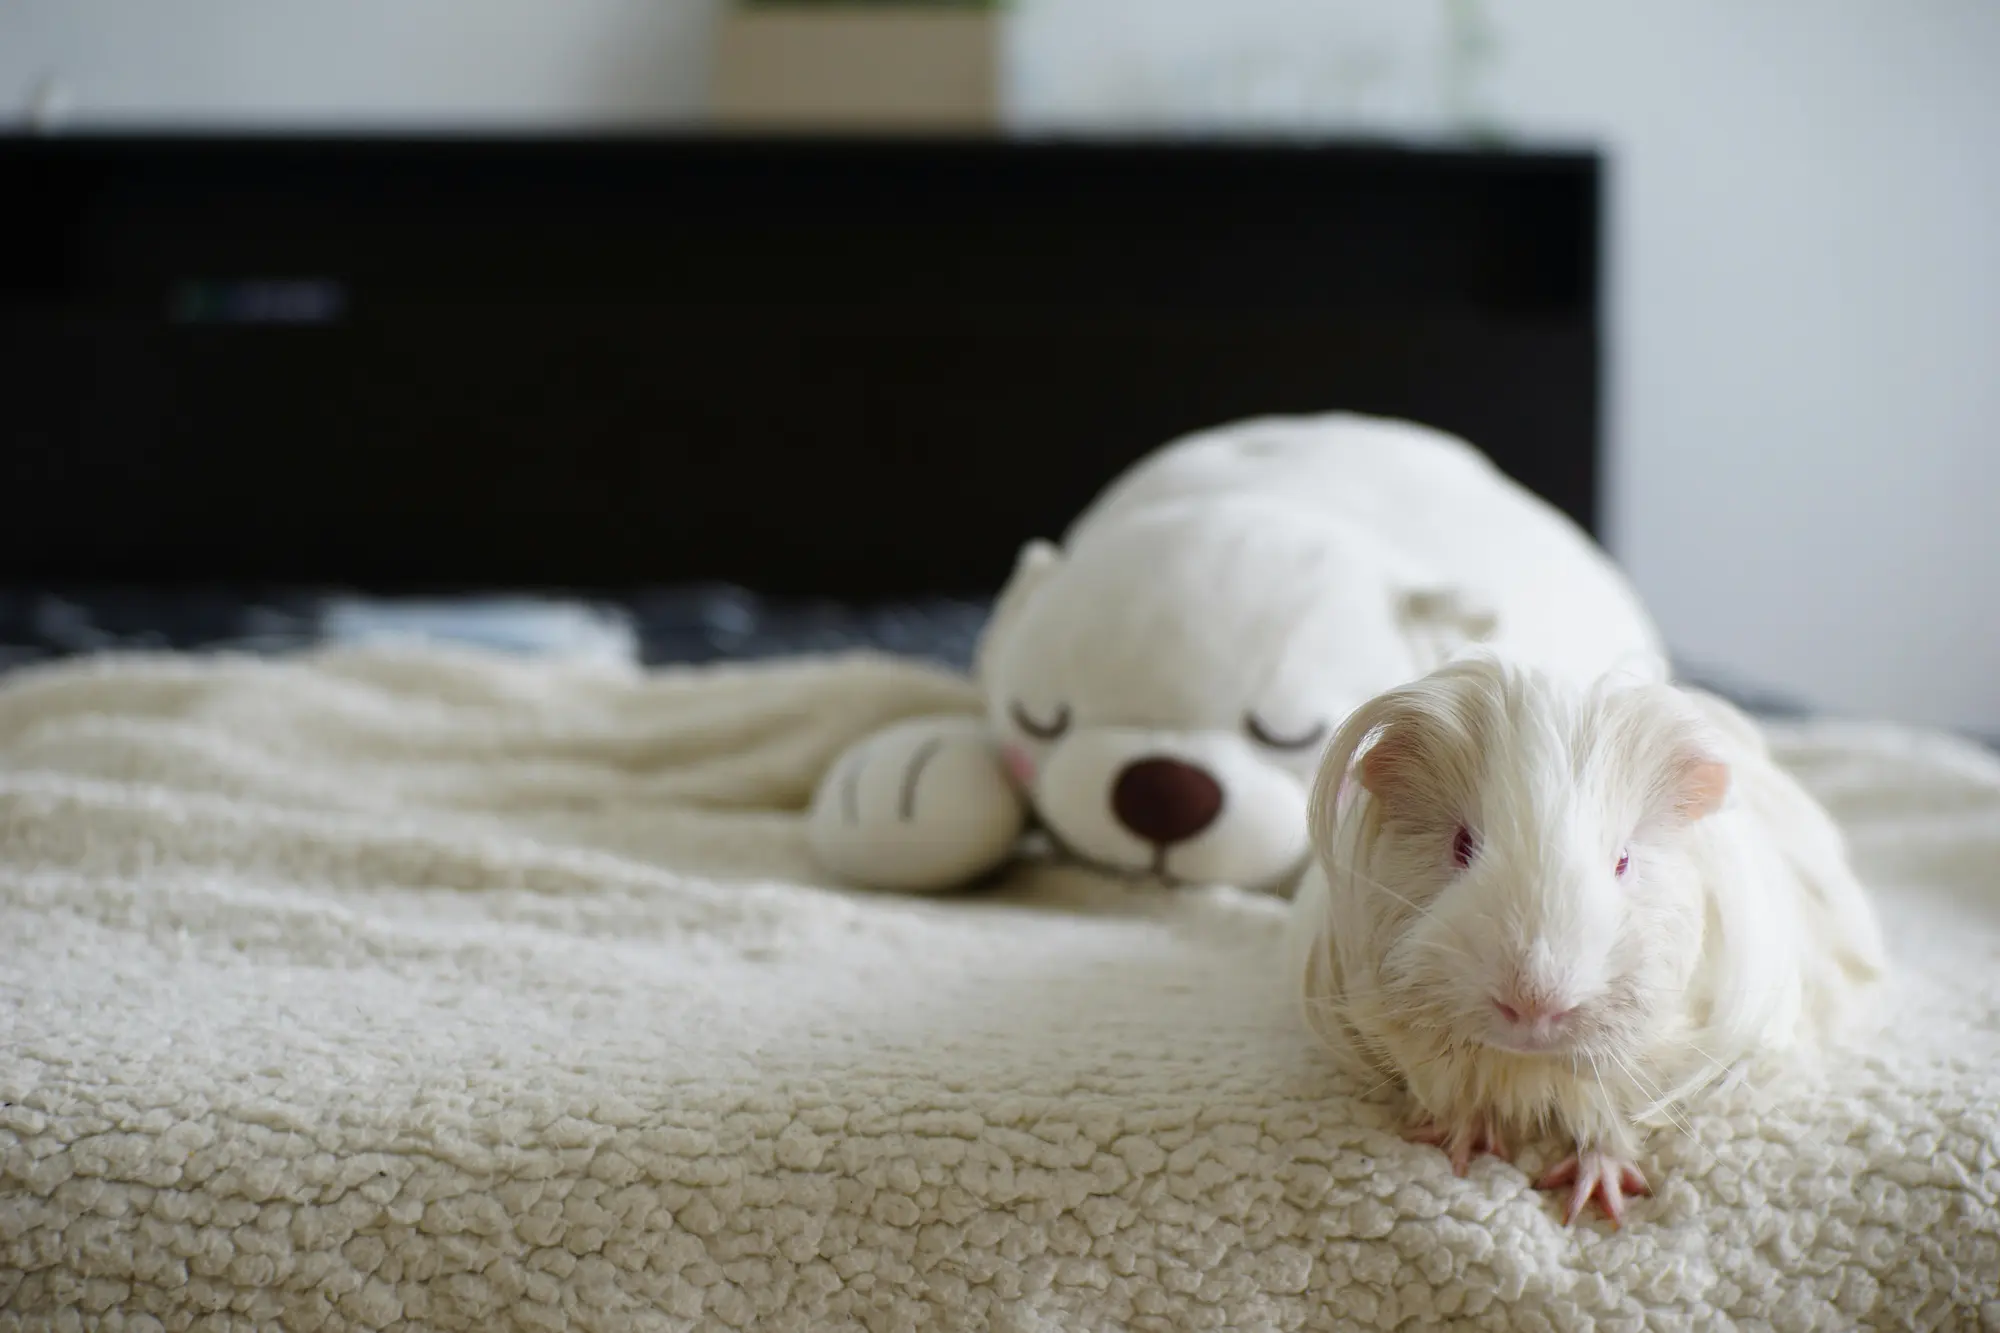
[1111,757,1224,846]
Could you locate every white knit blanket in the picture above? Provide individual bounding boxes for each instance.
[2,648,1996,1331]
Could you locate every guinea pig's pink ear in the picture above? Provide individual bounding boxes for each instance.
[1357,722,1424,800]
[1670,753,1731,823]
[1337,660,1500,817]
[1354,711,1475,823]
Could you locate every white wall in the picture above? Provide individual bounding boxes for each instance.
[0,0,719,127]
[1485,2,2000,735]
[1014,0,2000,734]
[5,0,1997,732]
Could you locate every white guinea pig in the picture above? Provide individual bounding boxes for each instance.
[1286,652,1889,1226]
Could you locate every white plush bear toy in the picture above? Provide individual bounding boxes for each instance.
[808,412,1666,894]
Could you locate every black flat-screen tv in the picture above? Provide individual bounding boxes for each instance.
[0,132,1602,601]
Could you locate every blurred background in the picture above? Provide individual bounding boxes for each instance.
[3,0,1996,734]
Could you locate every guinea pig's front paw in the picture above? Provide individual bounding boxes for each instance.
[807,716,1029,892]
[1536,1150,1651,1228]
[1404,1110,1509,1177]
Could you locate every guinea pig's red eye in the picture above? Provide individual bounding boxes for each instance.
[1615,849,1631,878]
[1451,825,1477,869]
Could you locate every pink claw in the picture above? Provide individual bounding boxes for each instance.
[1536,1150,1651,1227]
[1404,1112,1510,1177]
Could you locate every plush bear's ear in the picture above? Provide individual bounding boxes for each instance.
[974,540,1063,685]
[1395,586,1500,672]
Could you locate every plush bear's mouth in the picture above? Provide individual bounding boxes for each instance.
[1036,825,1194,887]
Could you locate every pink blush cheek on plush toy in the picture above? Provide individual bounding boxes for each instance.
[1001,744,1038,791]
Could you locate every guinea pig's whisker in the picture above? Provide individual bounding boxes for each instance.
[1362,988,1454,1023]
[1590,1045,1714,1164]
[1605,1047,1714,1162]
[1675,1036,1750,1089]
[1603,1047,1670,1114]
[1404,937,1475,964]
[1663,1037,1815,1156]
[1583,1049,1618,1125]
[1641,1065,1729,1154]
[1336,863,1446,926]
[1377,1007,1450,1029]
[1650,1107,1716,1167]
[1300,998,1437,1041]
[1345,1068,1409,1103]
[1310,991,1440,1029]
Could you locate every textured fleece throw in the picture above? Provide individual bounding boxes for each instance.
[1,648,1996,1331]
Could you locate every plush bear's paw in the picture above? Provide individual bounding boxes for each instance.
[808,716,1029,891]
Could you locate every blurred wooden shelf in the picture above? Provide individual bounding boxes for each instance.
[714,6,1000,132]
[0,132,1604,596]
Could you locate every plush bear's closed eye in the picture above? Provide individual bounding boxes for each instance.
[1245,714,1327,751]
[1010,700,1071,741]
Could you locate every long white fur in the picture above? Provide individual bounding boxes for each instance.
[1287,653,1889,1162]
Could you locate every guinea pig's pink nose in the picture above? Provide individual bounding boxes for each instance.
[1493,993,1576,1027]
[1111,756,1224,847]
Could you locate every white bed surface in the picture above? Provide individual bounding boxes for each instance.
[1,648,1995,1330]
